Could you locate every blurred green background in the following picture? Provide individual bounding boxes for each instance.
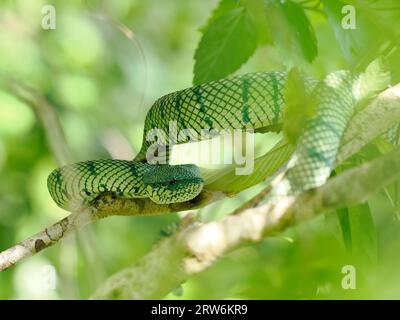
[0,0,400,299]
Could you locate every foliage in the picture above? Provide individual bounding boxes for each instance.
[282,67,318,144]
[193,4,257,84]
[0,0,400,299]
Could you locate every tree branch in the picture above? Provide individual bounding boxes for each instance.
[233,84,400,213]
[90,84,400,299]
[91,145,400,299]
[0,76,227,271]
[0,84,399,274]
[0,209,93,271]
[0,189,225,272]
[338,84,400,163]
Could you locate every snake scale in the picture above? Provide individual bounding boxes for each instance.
[47,70,375,211]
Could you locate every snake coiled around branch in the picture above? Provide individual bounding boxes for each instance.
[48,66,388,211]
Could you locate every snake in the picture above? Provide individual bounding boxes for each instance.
[47,70,380,211]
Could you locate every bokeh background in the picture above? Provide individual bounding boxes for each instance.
[0,0,400,299]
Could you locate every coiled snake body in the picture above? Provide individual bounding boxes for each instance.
[48,71,367,210]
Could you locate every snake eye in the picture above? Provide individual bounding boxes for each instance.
[169,178,177,185]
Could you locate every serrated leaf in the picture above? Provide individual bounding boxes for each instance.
[280,0,318,62]
[264,0,317,65]
[193,7,258,84]
[199,0,243,32]
[282,68,319,145]
[245,0,273,45]
[358,56,391,104]
[201,138,294,193]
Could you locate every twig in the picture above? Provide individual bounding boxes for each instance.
[0,84,399,272]
[91,145,400,299]
[233,84,400,215]
[0,189,225,271]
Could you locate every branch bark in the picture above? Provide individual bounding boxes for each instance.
[0,209,93,271]
[0,189,225,272]
[91,145,400,299]
[0,84,399,277]
[90,84,400,299]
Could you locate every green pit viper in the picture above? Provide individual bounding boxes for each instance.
[47,67,387,211]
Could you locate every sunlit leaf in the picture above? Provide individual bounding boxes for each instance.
[199,0,243,32]
[280,0,318,62]
[358,56,391,104]
[264,0,317,65]
[322,0,358,62]
[322,0,386,66]
[193,7,258,84]
[245,0,273,45]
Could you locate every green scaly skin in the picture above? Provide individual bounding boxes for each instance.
[47,160,203,210]
[48,71,362,210]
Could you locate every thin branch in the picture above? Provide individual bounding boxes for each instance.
[0,189,225,272]
[0,76,72,166]
[233,84,400,214]
[91,145,400,299]
[0,209,93,271]
[0,84,399,272]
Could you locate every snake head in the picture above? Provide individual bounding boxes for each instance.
[143,164,204,204]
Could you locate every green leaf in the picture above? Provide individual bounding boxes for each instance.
[331,169,353,252]
[322,0,357,61]
[336,206,353,251]
[264,0,318,65]
[334,165,377,265]
[199,0,243,32]
[201,138,294,193]
[193,7,258,84]
[280,0,318,62]
[322,0,387,65]
[335,202,378,268]
[374,136,394,155]
[357,56,391,104]
[244,0,273,45]
[282,68,319,145]
[347,203,378,267]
